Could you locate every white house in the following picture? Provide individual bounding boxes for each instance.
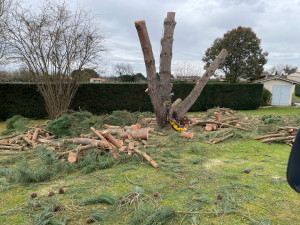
[254,76,299,106]
[90,78,107,83]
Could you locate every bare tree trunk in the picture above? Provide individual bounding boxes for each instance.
[135,12,228,126]
[135,20,165,124]
[158,12,176,125]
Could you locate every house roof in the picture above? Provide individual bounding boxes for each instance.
[253,75,299,84]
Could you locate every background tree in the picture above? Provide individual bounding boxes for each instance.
[0,0,12,62]
[114,63,134,76]
[135,12,227,126]
[113,63,135,82]
[134,73,146,82]
[203,26,268,83]
[71,68,100,82]
[173,62,202,77]
[267,64,298,75]
[3,0,106,119]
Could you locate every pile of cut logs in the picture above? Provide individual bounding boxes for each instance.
[0,123,160,168]
[254,127,298,146]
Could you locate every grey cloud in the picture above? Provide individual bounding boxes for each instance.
[22,0,300,75]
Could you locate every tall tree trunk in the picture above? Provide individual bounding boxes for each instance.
[158,12,176,125]
[135,20,164,124]
[135,12,228,127]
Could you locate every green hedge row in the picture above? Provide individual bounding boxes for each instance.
[295,84,300,97]
[0,83,263,120]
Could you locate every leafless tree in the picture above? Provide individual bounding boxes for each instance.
[135,12,227,126]
[0,0,12,62]
[3,0,107,119]
[114,63,134,76]
[173,61,202,77]
[267,64,298,76]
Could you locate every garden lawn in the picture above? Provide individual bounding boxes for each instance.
[0,107,300,224]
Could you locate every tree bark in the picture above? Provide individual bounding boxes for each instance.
[135,20,164,124]
[158,12,176,124]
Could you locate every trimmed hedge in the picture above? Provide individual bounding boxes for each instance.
[295,84,300,97]
[0,83,263,120]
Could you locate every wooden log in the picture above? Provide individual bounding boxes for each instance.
[43,135,57,140]
[261,136,295,143]
[205,124,214,131]
[128,142,135,150]
[37,139,61,147]
[118,146,127,152]
[23,136,33,146]
[110,149,118,159]
[141,140,148,145]
[104,124,121,129]
[179,131,194,139]
[0,151,20,155]
[211,133,234,144]
[90,127,110,148]
[0,145,24,150]
[215,112,222,122]
[80,133,96,139]
[0,142,21,146]
[148,121,158,125]
[195,120,248,131]
[133,147,158,168]
[65,138,106,148]
[254,133,286,140]
[101,130,123,148]
[124,123,142,131]
[68,152,78,163]
[32,128,40,144]
[0,133,20,140]
[56,151,71,158]
[277,127,299,131]
[288,128,294,133]
[119,131,128,139]
[128,129,149,140]
[76,144,96,154]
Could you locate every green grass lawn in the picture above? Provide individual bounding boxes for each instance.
[1,108,300,224]
[292,93,300,101]
[240,106,300,116]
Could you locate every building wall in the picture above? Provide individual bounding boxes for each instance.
[261,80,293,105]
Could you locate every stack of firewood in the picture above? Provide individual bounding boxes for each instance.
[0,127,58,155]
[254,127,298,146]
[0,123,159,168]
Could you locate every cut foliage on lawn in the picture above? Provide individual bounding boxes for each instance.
[1,108,300,224]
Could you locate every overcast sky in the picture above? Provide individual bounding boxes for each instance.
[25,0,300,76]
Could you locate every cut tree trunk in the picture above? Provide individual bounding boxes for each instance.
[135,12,228,126]
[128,129,149,140]
[68,152,78,163]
